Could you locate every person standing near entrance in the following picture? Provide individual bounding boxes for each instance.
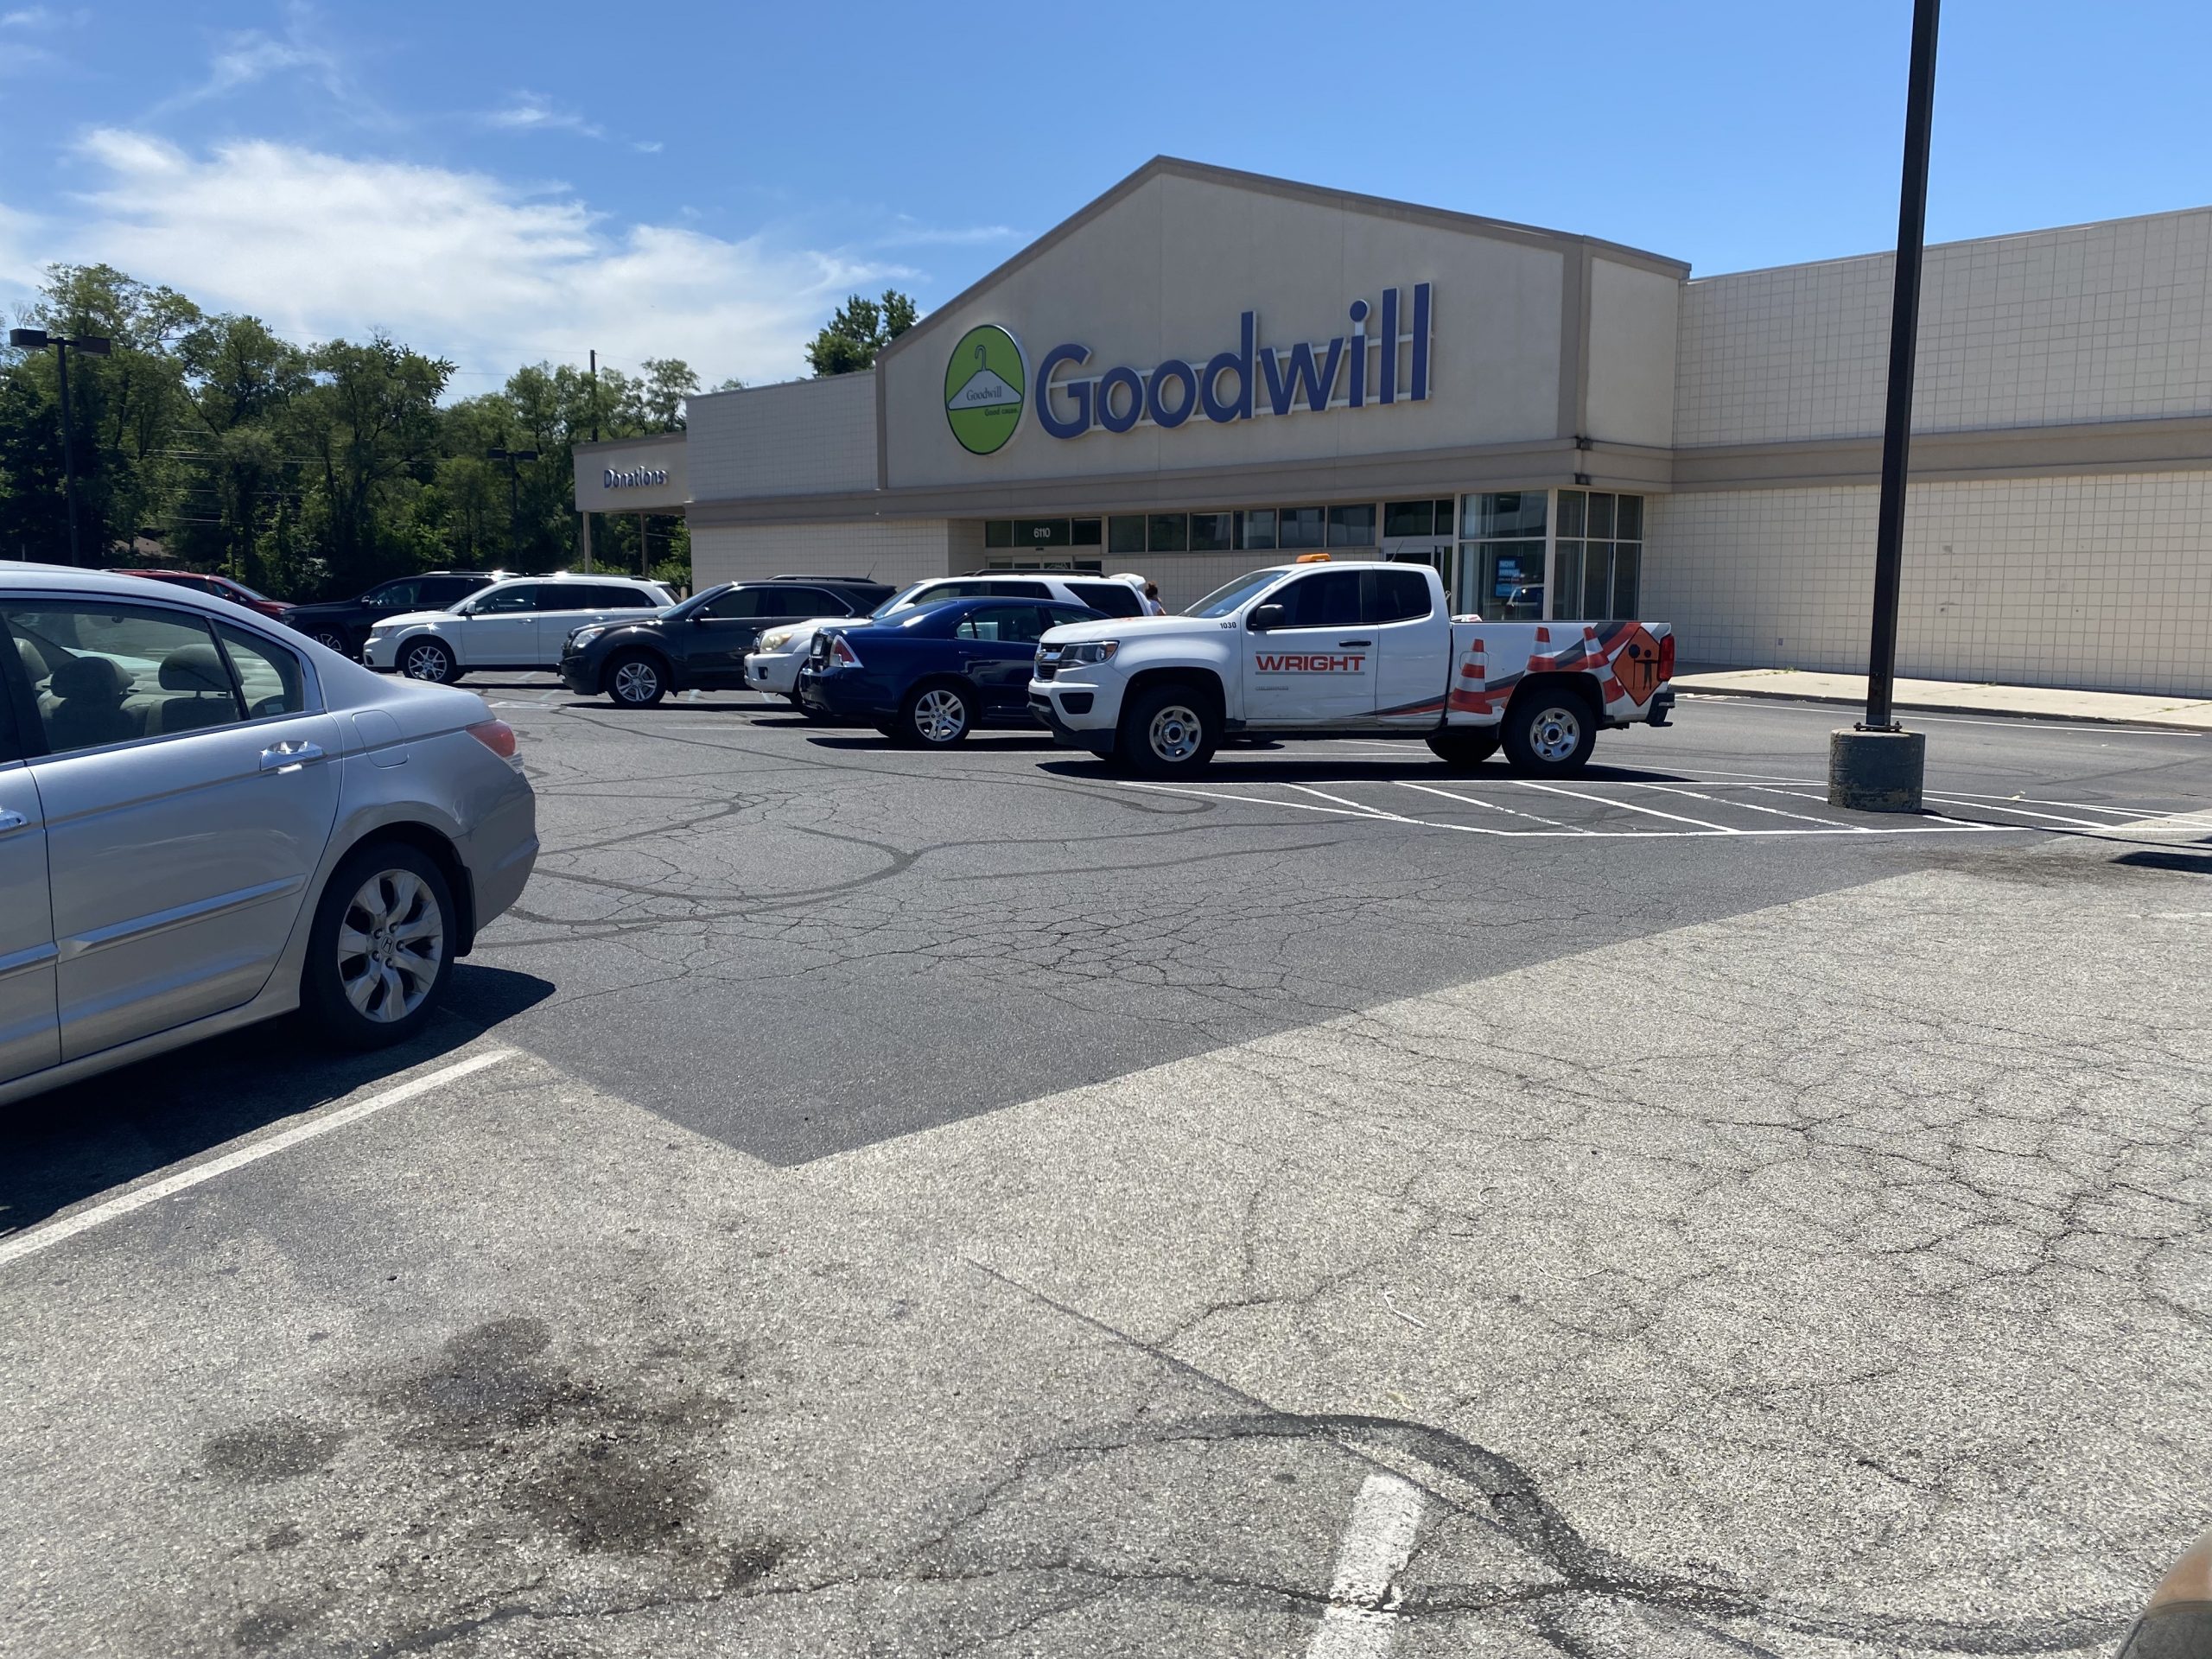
[1141,582,1166,615]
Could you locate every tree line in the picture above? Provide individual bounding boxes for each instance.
[0,264,714,601]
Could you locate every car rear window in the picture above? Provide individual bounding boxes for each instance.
[1067,582,1144,618]
[541,583,652,611]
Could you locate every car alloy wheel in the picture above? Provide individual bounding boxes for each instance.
[1147,702,1204,764]
[335,868,445,1024]
[311,628,347,651]
[402,639,455,683]
[611,655,664,707]
[911,686,969,745]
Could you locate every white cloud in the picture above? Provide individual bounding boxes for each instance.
[35,130,912,386]
[876,217,1027,248]
[484,92,603,140]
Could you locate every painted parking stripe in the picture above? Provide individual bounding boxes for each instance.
[1392,780,1589,832]
[1511,779,1741,832]
[0,1050,517,1269]
[1309,1471,1426,1658]
[1286,784,1421,822]
[1090,777,2022,837]
[1637,780,1872,830]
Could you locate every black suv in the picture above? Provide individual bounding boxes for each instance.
[558,575,893,707]
[284,570,502,656]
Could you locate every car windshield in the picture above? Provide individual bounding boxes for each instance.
[664,585,729,621]
[227,579,276,603]
[872,583,934,619]
[1185,569,1284,618]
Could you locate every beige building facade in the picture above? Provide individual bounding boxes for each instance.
[576,157,2212,696]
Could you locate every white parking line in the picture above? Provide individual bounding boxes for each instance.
[0,1050,517,1269]
[1512,779,1740,832]
[1392,779,1586,832]
[1639,780,1872,830]
[1309,1471,1426,1658]
[1286,784,1421,822]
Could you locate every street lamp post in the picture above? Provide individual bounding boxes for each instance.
[485,441,540,563]
[10,327,114,566]
[1830,0,1942,812]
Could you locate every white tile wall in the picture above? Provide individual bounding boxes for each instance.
[685,373,877,497]
[1643,472,2212,696]
[1677,208,2212,445]
[690,519,961,592]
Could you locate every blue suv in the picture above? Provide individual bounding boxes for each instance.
[797,596,1102,747]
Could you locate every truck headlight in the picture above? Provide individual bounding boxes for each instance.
[1058,640,1119,665]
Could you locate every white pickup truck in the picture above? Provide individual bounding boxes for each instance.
[1028,557,1675,776]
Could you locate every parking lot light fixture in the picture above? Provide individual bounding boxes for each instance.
[10,328,114,565]
[1832,0,1940,813]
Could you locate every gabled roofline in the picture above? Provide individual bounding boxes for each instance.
[875,156,1690,372]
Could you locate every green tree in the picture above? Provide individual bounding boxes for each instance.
[805,289,919,376]
[287,335,452,594]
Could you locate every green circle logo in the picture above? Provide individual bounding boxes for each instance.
[944,324,1025,455]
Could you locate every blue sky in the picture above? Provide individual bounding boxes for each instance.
[3,0,2209,391]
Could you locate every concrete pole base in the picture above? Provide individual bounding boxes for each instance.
[1829,728,1926,812]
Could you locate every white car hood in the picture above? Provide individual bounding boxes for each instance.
[1042,614,1222,646]
[369,607,458,630]
[753,615,849,654]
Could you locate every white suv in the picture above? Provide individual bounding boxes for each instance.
[364,574,676,683]
[744,572,1146,703]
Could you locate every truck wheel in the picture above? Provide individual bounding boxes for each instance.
[1503,690,1596,775]
[898,680,972,747]
[1116,684,1217,776]
[1427,729,1500,771]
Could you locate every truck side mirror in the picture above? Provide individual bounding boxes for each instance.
[1249,604,1286,631]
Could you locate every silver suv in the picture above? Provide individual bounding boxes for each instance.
[745,571,1146,703]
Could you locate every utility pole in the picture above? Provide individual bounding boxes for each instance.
[486,439,541,564]
[1830,0,1941,813]
[588,349,600,442]
[10,327,114,565]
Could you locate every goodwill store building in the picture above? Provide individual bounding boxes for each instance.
[575,157,2212,696]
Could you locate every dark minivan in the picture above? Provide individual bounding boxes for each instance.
[559,575,893,707]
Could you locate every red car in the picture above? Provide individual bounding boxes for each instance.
[108,569,294,620]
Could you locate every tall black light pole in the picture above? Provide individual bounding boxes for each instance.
[10,327,114,566]
[485,440,540,563]
[1831,0,1942,813]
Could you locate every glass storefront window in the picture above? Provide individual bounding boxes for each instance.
[1382,499,1433,538]
[984,520,1014,549]
[1238,509,1276,550]
[1435,497,1455,537]
[1188,512,1234,552]
[1326,504,1376,547]
[1147,513,1188,553]
[1469,492,1548,538]
[1071,518,1103,547]
[1552,490,1643,620]
[1279,506,1325,549]
[1108,516,1147,556]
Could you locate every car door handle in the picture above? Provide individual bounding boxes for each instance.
[1338,639,1373,647]
[0,809,27,835]
[259,741,326,772]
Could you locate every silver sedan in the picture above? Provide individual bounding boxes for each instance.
[0,566,538,1106]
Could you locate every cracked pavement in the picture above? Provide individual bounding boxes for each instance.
[3,689,2209,1656]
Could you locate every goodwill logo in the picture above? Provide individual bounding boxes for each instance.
[1036,284,1432,442]
[944,324,1026,455]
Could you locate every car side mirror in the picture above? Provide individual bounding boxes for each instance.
[1249,603,1287,631]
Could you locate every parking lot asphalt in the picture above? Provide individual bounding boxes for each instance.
[5,685,2210,1657]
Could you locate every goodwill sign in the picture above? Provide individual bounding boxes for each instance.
[940,284,1435,454]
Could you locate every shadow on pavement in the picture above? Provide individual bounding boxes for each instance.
[1032,756,1714,785]
[2113,847,2212,875]
[0,965,555,1241]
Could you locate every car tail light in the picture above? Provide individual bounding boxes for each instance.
[467,719,520,764]
[830,634,863,668]
[1657,632,1675,682]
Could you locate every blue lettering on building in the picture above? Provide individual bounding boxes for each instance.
[1036,284,1432,441]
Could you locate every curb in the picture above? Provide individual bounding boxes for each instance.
[1675,682,2212,734]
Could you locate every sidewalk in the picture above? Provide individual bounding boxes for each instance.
[1673,665,2212,730]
